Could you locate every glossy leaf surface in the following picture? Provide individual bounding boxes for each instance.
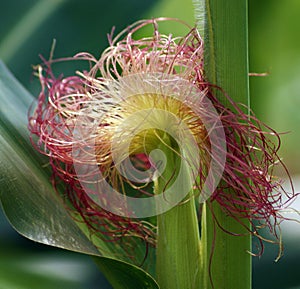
[0,61,159,288]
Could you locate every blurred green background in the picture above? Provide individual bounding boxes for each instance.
[0,0,299,288]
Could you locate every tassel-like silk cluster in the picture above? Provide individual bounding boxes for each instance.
[29,18,295,263]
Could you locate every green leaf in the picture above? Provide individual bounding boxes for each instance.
[0,60,100,255]
[0,61,159,288]
[93,257,159,289]
[0,60,140,260]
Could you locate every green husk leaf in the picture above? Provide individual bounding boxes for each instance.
[154,137,201,289]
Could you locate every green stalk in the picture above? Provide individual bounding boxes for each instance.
[201,0,251,288]
[154,133,201,289]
